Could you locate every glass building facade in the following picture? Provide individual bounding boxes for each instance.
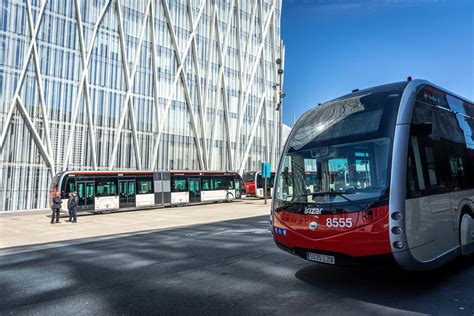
[0,0,285,211]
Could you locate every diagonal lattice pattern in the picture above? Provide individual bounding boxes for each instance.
[0,0,285,211]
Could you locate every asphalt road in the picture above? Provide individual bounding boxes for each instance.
[1,215,473,315]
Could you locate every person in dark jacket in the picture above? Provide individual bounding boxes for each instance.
[66,192,72,222]
[68,191,79,223]
[51,192,62,224]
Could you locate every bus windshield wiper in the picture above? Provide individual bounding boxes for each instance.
[274,201,293,212]
[295,191,355,203]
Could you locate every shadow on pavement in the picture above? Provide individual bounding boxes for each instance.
[295,252,474,314]
[0,215,472,315]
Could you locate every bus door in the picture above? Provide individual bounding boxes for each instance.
[188,178,201,203]
[119,180,136,208]
[76,181,95,210]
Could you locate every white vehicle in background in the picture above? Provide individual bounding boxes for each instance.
[51,170,245,212]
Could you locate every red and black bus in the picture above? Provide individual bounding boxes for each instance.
[272,80,474,270]
[50,170,245,212]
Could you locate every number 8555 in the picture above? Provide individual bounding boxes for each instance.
[326,218,353,228]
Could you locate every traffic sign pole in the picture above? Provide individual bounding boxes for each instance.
[264,177,267,205]
[261,162,271,205]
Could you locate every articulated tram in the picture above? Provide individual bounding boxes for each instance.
[50,170,245,212]
[272,79,474,270]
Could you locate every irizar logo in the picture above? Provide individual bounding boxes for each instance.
[309,221,318,231]
[304,206,323,215]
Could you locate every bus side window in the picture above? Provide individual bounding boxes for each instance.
[446,94,474,190]
[408,93,473,198]
[406,137,427,198]
[407,101,433,198]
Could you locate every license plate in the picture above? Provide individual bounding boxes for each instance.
[306,252,335,265]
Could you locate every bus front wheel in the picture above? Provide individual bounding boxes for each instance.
[225,193,234,203]
[460,210,474,256]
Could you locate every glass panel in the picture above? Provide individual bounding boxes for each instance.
[288,91,402,151]
[257,173,275,188]
[189,179,200,192]
[67,180,75,193]
[407,97,474,198]
[276,138,390,204]
[242,172,256,182]
[227,176,235,189]
[137,180,153,194]
[171,178,188,192]
[201,177,212,190]
[212,178,225,190]
[86,182,94,205]
[77,182,85,206]
[128,181,135,195]
[119,181,127,203]
[95,178,117,196]
[128,181,135,203]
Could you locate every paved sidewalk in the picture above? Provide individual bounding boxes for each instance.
[0,199,270,252]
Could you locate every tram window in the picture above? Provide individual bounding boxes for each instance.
[96,178,117,196]
[171,178,188,192]
[201,177,212,190]
[213,178,226,190]
[67,180,75,192]
[227,176,235,189]
[63,178,75,198]
[137,178,153,194]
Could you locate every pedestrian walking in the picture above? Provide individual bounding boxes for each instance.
[50,192,62,224]
[68,191,79,223]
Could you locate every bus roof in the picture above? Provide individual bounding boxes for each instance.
[57,170,239,176]
[329,80,473,108]
[329,81,410,104]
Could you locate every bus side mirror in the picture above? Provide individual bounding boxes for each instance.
[411,122,432,136]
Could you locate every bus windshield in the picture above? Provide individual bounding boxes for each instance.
[242,172,256,182]
[276,138,390,203]
[275,89,403,205]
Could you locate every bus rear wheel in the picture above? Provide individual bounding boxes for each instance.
[459,209,474,256]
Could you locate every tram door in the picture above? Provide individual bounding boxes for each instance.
[234,178,242,198]
[76,181,95,210]
[119,180,136,208]
[188,178,201,203]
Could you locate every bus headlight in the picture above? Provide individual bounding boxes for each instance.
[393,241,404,249]
[391,226,402,235]
[391,212,402,220]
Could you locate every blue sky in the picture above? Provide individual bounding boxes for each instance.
[280,0,474,125]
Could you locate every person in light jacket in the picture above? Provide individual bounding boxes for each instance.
[51,192,62,224]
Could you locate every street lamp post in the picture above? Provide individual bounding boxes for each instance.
[275,42,286,158]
